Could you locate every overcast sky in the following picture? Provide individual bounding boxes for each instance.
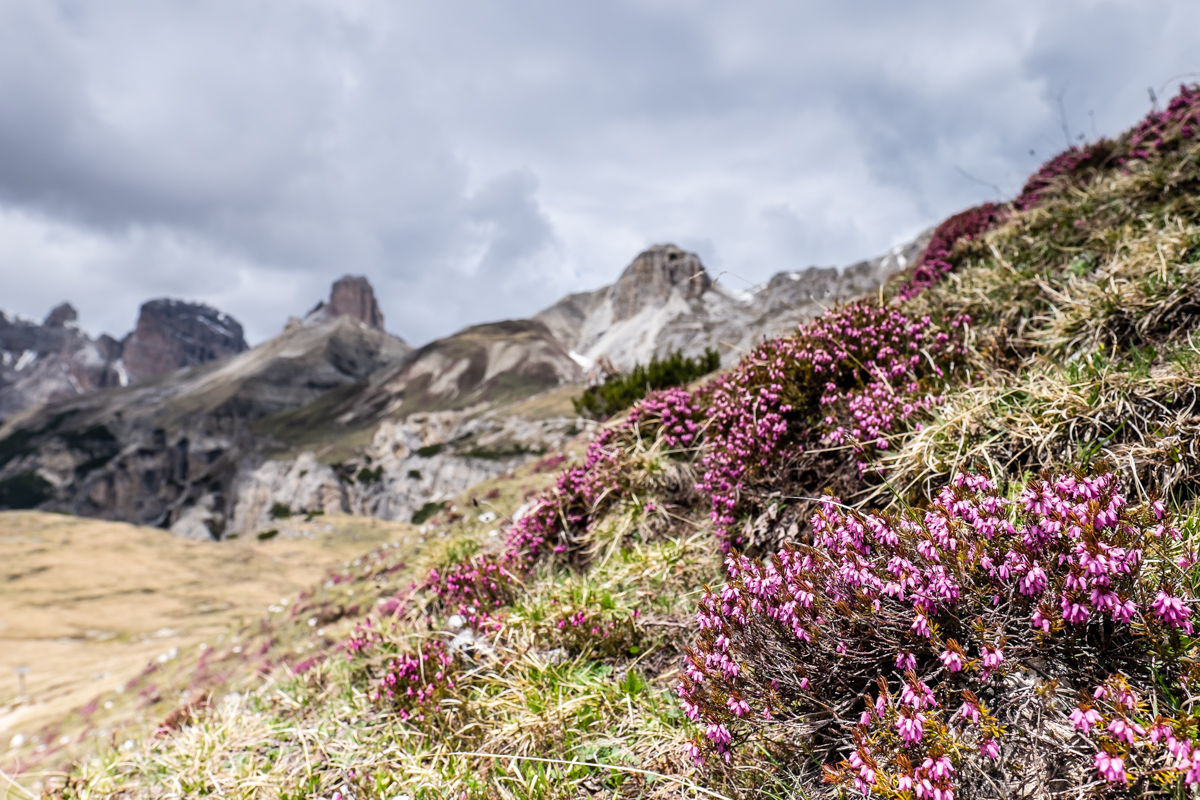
[0,1,1197,346]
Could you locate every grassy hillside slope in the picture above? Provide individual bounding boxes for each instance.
[14,85,1200,800]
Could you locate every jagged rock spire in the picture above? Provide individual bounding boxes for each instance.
[609,244,711,322]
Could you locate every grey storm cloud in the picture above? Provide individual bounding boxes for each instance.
[0,0,1197,345]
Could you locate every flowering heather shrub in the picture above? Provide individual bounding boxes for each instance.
[1012,142,1115,212]
[678,467,1200,796]
[1012,85,1199,215]
[542,601,644,659]
[368,639,459,724]
[696,302,967,548]
[626,386,704,450]
[896,204,1007,300]
[1125,83,1200,161]
[426,416,669,626]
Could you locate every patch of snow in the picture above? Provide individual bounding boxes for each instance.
[567,350,594,369]
[14,350,36,371]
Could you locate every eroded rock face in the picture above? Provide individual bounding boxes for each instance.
[534,233,932,372]
[122,299,248,383]
[0,315,412,525]
[304,275,387,331]
[0,306,125,423]
[330,275,386,331]
[227,407,591,534]
[609,245,713,323]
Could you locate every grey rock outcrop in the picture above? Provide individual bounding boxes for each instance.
[0,298,250,425]
[534,233,931,372]
[228,407,590,534]
[303,275,387,331]
[610,245,712,322]
[0,314,412,530]
[0,305,125,424]
[122,299,248,383]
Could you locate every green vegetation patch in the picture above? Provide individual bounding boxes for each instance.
[411,500,446,525]
[573,347,720,419]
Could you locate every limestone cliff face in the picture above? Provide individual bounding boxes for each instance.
[0,304,124,424]
[609,245,712,322]
[0,315,412,533]
[534,233,931,372]
[0,298,249,424]
[303,275,387,331]
[326,319,582,426]
[122,299,248,383]
[227,410,589,534]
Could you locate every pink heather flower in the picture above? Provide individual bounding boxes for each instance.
[981,646,1004,670]
[939,649,964,673]
[1070,706,1103,734]
[896,711,926,744]
[1019,565,1048,596]
[900,681,937,710]
[706,723,732,747]
[980,738,1000,759]
[1060,594,1091,625]
[727,696,751,717]
[1112,598,1138,624]
[960,701,981,724]
[1152,591,1194,632]
[848,751,876,785]
[911,613,932,638]
[897,651,917,671]
[1108,718,1137,744]
[685,740,704,767]
[1187,754,1200,786]
[921,755,954,780]
[1095,752,1127,784]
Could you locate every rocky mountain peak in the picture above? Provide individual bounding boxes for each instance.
[610,244,712,323]
[305,275,386,331]
[122,299,248,383]
[43,302,78,327]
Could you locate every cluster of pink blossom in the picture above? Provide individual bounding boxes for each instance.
[896,202,1008,300]
[1063,674,1200,787]
[1015,85,1199,213]
[677,467,1198,794]
[625,386,703,449]
[1123,83,1200,162]
[368,640,458,724]
[423,428,626,626]
[340,619,379,658]
[549,603,643,658]
[696,302,967,547]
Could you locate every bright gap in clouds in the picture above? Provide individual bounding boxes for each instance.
[0,0,1197,345]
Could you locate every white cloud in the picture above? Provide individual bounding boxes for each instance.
[0,0,1196,344]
